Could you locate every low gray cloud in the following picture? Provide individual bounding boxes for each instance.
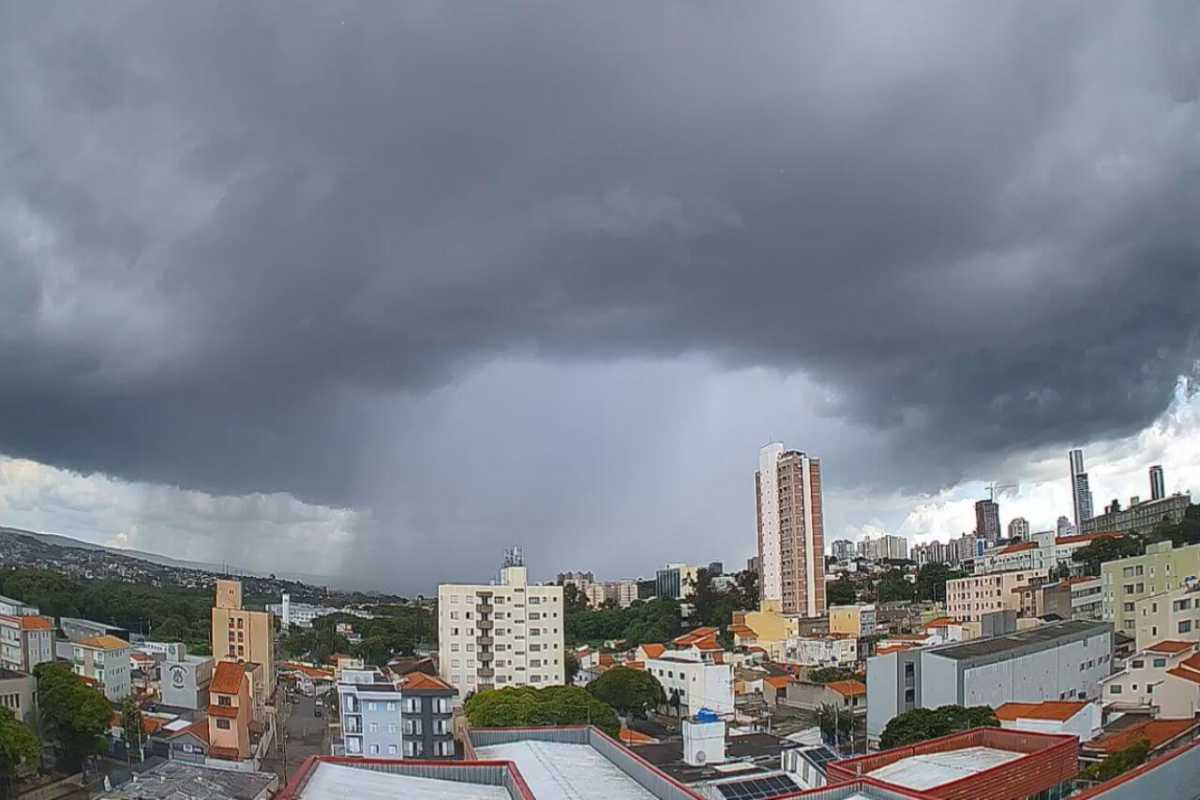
[1,2,1198,588]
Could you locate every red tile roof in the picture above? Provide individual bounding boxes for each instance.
[876,644,914,656]
[1146,641,1196,655]
[674,627,719,646]
[1093,719,1199,754]
[625,661,646,671]
[402,672,455,692]
[639,643,666,659]
[1181,654,1200,671]
[619,727,658,745]
[995,701,1090,722]
[210,661,247,695]
[693,638,723,651]
[78,634,129,651]
[1056,532,1123,546]
[0,615,54,631]
[826,680,866,698]
[1166,667,1200,685]
[997,541,1038,554]
[764,675,791,690]
[207,704,240,719]
[923,617,955,630]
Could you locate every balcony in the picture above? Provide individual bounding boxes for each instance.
[476,636,494,647]
[477,619,494,630]
[478,651,494,663]
[477,667,495,678]
[476,603,494,615]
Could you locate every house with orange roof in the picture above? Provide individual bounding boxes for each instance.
[785,677,866,715]
[635,643,666,661]
[672,626,719,647]
[995,700,1102,742]
[208,660,255,762]
[1101,640,1200,719]
[0,614,55,673]
[1083,717,1200,762]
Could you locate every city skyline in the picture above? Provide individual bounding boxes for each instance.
[1,4,1199,592]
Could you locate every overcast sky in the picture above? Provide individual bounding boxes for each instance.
[2,2,1199,592]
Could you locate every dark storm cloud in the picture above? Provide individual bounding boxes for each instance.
[2,1,1199,583]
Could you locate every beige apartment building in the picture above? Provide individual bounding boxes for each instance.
[438,550,565,698]
[1134,584,1200,650]
[946,569,1048,622]
[0,614,54,673]
[211,579,276,698]
[756,443,826,617]
[1101,541,1200,635]
[208,660,254,761]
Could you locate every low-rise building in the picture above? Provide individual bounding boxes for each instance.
[1134,583,1200,650]
[95,760,278,800]
[0,596,38,617]
[159,649,215,711]
[867,620,1112,747]
[1100,640,1200,719]
[828,604,875,637]
[646,651,734,716]
[785,679,866,716]
[1102,540,1200,635]
[0,614,54,673]
[0,668,37,726]
[730,602,800,661]
[337,668,403,759]
[995,700,1102,742]
[398,672,457,759]
[60,617,131,643]
[784,635,857,667]
[73,635,131,702]
[208,660,256,763]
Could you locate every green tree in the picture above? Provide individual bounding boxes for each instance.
[826,577,856,607]
[564,650,581,684]
[34,663,111,772]
[586,667,666,718]
[561,583,590,614]
[1073,536,1143,576]
[1082,739,1151,782]
[879,705,998,749]
[876,569,915,603]
[734,569,759,611]
[0,707,40,800]
[121,697,144,764]
[465,686,620,738]
[817,702,855,749]
[807,666,858,684]
[914,563,965,603]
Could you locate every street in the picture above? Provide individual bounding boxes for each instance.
[260,690,332,787]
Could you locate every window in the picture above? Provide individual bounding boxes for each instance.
[387,702,396,712]
[1182,620,1195,634]
[216,718,231,729]
[388,744,398,755]
[369,744,379,755]
[218,695,232,706]
[1132,660,1144,669]
[1153,658,1167,668]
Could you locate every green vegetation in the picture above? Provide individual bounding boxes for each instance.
[1082,739,1151,782]
[0,707,40,800]
[464,686,620,738]
[586,667,666,718]
[1145,504,1200,548]
[121,696,145,763]
[817,702,856,749]
[875,568,915,603]
[826,577,856,606]
[1072,536,1144,576]
[807,666,862,684]
[0,568,213,652]
[281,607,435,665]
[914,563,965,603]
[34,663,112,772]
[565,599,682,648]
[879,705,998,749]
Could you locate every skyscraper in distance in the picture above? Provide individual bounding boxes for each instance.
[1057,515,1073,536]
[975,499,1001,544]
[1150,465,1165,501]
[1069,449,1094,529]
[1007,517,1030,541]
[756,443,825,617]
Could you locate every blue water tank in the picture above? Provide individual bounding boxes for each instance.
[696,708,719,723]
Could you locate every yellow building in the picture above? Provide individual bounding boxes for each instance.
[208,660,253,761]
[1102,541,1200,636]
[829,604,876,637]
[731,600,801,660]
[211,579,276,698]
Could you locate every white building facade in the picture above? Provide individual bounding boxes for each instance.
[646,652,734,716]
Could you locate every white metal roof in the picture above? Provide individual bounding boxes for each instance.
[298,763,509,800]
[867,746,1023,790]
[474,740,659,800]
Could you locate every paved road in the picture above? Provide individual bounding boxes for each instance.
[261,691,333,787]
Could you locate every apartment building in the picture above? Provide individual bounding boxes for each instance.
[1134,583,1200,650]
[829,604,876,637]
[398,672,456,759]
[211,579,276,698]
[756,443,826,617]
[0,615,54,673]
[0,596,37,617]
[830,539,855,561]
[437,550,565,696]
[1102,541,1200,634]
[946,569,1048,621]
[73,635,131,702]
[208,660,255,762]
[784,635,857,667]
[1101,640,1200,719]
[973,532,1123,576]
[1082,492,1191,535]
[656,564,701,600]
[337,668,404,759]
[866,620,1112,746]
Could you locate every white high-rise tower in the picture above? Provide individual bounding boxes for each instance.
[1069,449,1094,530]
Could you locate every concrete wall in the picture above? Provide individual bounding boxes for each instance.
[956,631,1111,708]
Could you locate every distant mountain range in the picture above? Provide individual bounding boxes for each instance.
[0,525,346,588]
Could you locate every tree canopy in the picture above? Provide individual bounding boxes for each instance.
[1082,739,1151,782]
[807,666,860,684]
[826,577,856,607]
[1072,536,1144,576]
[464,686,620,738]
[875,569,915,603]
[0,707,39,800]
[914,563,965,603]
[879,705,998,749]
[34,662,112,772]
[586,667,666,718]
[280,606,436,665]
[565,599,682,647]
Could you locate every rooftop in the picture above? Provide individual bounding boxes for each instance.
[211,661,249,695]
[994,701,1090,722]
[77,634,131,651]
[474,740,659,800]
[928,619,1109,662]
[288,762,510,800]
[402,672,456,693]
[97,760,276,799]
[635,732,802,784]
[865,746,1022,791]
[0,614,53,630]
[1089,718,1200,754]
[826,680,866,698]
[1145,640,1196,654]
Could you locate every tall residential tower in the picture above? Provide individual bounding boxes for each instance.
[974,499,1001,544]
[1150,465,1165,501]
[1069,449,1094,530]
[755,443,825,617]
